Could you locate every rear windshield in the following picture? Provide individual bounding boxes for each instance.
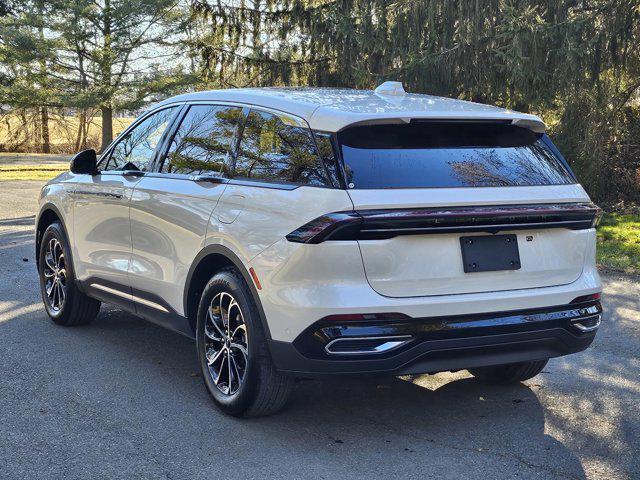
[338,123,575,189]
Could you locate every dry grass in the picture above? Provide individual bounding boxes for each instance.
[0,113,134,153]
[0,163,68,181]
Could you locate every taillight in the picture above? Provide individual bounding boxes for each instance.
[285,212,361,244]
[286,203,602,244]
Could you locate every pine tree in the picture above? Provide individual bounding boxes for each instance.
[193,0,640,202]
[0,0,194,151]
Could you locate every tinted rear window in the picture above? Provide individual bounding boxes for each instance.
[338,123,574,189]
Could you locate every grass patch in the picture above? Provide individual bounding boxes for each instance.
[0,164,67,181]
[597,213,640,275]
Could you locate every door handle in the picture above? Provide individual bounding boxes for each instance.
[122,170,145,178]
[191,173,228,184]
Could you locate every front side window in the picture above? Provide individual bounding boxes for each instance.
[338,123,575,189]
[162,105,243,175]
[235,109,330,186]
[105,107,178,172]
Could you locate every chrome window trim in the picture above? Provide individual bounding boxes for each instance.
[106,99,334,190]
[160,99,309,128]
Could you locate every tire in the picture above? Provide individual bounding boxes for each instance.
[38,222,100,326]
[196,267,293,417]
[468,359,548,384]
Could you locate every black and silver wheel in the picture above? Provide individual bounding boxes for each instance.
[42,237,67,313]
[196,268,293,417]
[38,222,100,326]
[468,359,548,384]
[204,291,249,396]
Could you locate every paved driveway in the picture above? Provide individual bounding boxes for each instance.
[0,180,638,479]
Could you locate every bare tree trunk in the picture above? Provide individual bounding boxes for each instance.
[74,109,87,151]
[41,106,50,153]
[36,0,50,154]
[100,106,113,152]
[82,112,91,149]
[74,112,82,152]
[98,0,113,154]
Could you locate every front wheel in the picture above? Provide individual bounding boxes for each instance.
[468,359,548,384]
[38,222,100,326]
[196,268,293,417]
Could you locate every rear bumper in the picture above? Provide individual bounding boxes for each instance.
[268,300,601,377]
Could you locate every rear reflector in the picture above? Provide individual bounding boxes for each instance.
[320,312,411,322]
[249,267,262,290]
[570,292,601,304]
[287,203,602,244]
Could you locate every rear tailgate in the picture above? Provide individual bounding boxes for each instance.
[349,185,596,298]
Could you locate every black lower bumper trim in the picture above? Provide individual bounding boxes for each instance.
[269,302,600,377]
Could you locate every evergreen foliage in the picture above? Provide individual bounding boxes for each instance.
[193,0,640,202]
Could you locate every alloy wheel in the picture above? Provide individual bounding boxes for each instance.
[43,238,67,313]
[204,292,249,395]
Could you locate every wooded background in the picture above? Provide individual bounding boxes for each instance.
[1,0,639,204]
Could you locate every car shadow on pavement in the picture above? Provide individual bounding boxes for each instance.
[15,304,588,479]
[0,215,36,227]
[0,215,36,251]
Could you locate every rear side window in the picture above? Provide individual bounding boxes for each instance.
[338,123,575,189]
[162,105,243,175]
[234,109,330,186]
[313,132,342,187]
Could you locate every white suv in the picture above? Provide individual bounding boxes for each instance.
[36,83,603,416]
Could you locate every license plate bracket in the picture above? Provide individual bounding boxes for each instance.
[460,234,521,273]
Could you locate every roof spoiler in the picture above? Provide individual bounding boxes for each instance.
[512,117,546,133]
[339,116,547,133]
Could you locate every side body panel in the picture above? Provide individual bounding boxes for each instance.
[38,173,77,255]
[72,172,141,310]
[207,185,354,264]
[128,174,226,316]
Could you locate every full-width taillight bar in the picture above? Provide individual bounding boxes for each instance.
[286,202,602,244]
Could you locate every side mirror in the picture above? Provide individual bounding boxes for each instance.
[70,149,98,175]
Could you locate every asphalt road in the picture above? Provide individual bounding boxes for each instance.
[0,180,638,480]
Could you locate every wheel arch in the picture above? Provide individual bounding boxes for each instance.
[35,203,69,271]
[184,244,271,339]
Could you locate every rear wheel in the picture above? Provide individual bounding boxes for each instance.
[468,359,548,383]
[38,222,100,326]
[196,268,293,417]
